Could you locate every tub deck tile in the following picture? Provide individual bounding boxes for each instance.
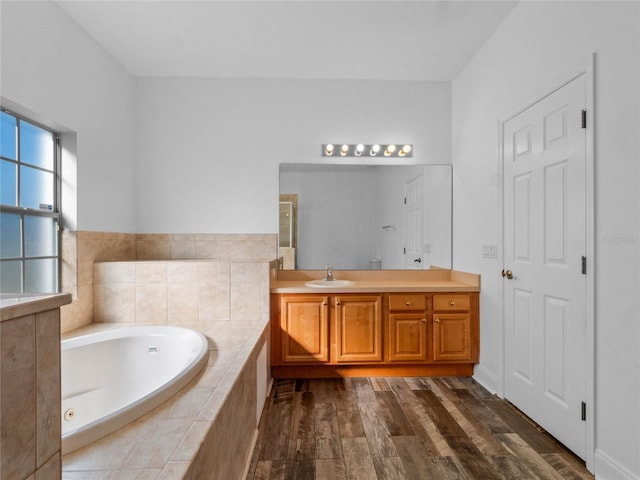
[62,320,269,479]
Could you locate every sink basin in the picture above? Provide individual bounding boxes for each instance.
[305,279,354,288]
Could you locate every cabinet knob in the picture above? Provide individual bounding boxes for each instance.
[434,316,440,323]
[405,301,412,306]
[449,301,455,306]
[421,318,427,323]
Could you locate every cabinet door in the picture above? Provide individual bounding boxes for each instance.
[433,313,472,362]
[388,313,428,362]
[280,295,329,363]
[335,295,382,362]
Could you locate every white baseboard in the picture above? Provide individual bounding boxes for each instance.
[472,363,499,395]
[594,449,639,480]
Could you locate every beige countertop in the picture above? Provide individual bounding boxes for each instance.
[271,280,480,294]
[271,269,480,294]
[1,293,72,322]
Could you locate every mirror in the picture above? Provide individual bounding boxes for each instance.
[279,164,452,270]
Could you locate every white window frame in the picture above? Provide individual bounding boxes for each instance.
[1,108,61,293]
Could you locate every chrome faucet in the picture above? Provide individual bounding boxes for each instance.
[325,265,334,281]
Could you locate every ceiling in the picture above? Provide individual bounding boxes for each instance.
[55,0,518,81]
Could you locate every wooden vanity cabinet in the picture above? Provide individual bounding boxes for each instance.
[273,293,383,365]
[387,294,428,362]
[334,295,382,363]
[277,294,329,363]
[432,293,478,362]
[271,290,479,377]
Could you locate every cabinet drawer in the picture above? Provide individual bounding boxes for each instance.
[389,294,426,311]
[433,294,470,311]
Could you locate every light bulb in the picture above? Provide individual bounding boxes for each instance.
[325,144,334,156]
[340,144,349,156]
[355,144,364,156]
[370,144,380,156]
[384,144,397,157]
[399,144,412,157]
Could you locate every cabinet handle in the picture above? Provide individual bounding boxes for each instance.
[449,301,455,306]
[434,316,440,323]
[405,301,412,306]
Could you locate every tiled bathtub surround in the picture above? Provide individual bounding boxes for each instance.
[0,294,72,480]
[60,232,277,333]
[93,260,270,325]
[61,319,270,479]
[60,231,137,333]
[56,232,276,477]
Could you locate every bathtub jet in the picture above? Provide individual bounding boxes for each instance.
[61,326,208,454]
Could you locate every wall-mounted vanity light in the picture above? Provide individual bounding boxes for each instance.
[322,143,412,158]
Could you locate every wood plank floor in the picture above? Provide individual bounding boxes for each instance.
[246,377,594,480]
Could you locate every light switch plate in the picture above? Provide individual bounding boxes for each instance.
[482,244,497,258]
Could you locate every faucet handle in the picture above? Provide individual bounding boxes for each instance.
[325,265,334,281]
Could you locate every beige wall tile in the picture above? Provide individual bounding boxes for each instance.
[136,239,171,260]
[171,421,209,462]
[168,284,198,324]
[1,315,36,480]
[198,283,230,322]
[62,233,273,332]
[230,262,263,284]
[230,283,263,322]
[104,263,136,284]
[99,284,136,323]
[157,461,190,480]
[61,417,191,471]
[135,284,168,324]
[170,240,195,260]
[194,238,219,259]
[36,310,61,467]
[167,262,198,284]
[136,263,167,284]
[35,452,60,480]
[198,262,229,283]
[61,469,161,479]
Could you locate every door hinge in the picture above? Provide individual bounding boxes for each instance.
[403,247,406,254]
[581,256,587,275]
[404,197,407,205]
[581,401,587,421]
[581,109,587,129]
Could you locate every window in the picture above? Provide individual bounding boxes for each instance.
[1,110,60,293]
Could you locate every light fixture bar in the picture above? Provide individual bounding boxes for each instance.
[322,144,412,158]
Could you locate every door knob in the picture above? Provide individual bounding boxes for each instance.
[501,269,513,280]
[414,258,422,263]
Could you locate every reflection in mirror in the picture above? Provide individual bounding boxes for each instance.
[278,194,297,269]
[279,164,452,270]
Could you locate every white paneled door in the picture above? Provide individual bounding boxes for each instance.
[404,175,424,269]
[503,74,587,459]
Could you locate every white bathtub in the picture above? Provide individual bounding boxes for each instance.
[61,326,209,454]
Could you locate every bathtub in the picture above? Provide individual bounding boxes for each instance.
[61,325,209,454]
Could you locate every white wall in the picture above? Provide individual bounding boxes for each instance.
[0,1,137,233]
[134,78,451,234]
[452,2,639,478]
